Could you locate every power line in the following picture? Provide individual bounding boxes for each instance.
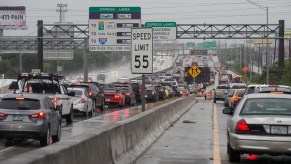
[25,4,291,18]
[142,12,291,21]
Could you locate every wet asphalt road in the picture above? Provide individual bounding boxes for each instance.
[0,105,135,160]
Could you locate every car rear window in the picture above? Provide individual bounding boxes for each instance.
[257,87,291,93]
[8,82,19,90]
[241,98,291,115]
[67,89,83,96]
[103,89,118,93]
[236,90,245,97]
[29,83,61,94]
[0,98,41,110]
[217,86,230,89]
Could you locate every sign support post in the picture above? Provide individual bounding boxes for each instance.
[141,74,145,112]
[131,27,153,112]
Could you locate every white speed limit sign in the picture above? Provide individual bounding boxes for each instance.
[131,28,153,74]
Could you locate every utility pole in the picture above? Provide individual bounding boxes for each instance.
[56,3,68,23]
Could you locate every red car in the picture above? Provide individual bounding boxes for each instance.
[103,88,125,108]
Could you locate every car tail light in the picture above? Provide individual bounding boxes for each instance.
[29,112,46,119]
[53,97,57,107]
[80,98,85,103]
[0,112,7,119]
[114,95,120,99]
[152,91,155,95]
[126,93,130,96]
[235,119,250,134]
[234,97,239,102]
[88,92,92,96]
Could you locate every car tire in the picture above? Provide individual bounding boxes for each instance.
[228,143,240,163]
[83,106,89,117]
[52,122,61,143]
[40,127,50,147]
[66,105,73,124]
[5,138,13,147]
[90,102,95,116]
[99,100,105,111]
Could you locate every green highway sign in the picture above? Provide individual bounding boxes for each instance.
[89,7,141,13]
[145,22,176,41]
[145,22,176,27]
[89,7,141,51]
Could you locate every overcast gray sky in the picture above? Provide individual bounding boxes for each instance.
[2,0,291,36]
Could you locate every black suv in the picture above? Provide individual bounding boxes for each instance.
[69,83,105,111]
[131,82,141,103]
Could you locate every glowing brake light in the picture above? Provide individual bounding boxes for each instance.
[88,92,92,96]
[234,97,239,102]
[126,93,130,96]
[235,119,250,134]
[152,91,155,95]
[16,97,25,100]
[29,112,46,119]
[114,95,120,99]
[0,112,7,119]
[81,98,85,103]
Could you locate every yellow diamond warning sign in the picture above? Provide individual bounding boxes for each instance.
[188,65,201,78]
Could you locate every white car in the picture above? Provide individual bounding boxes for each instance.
[67,87,95,117]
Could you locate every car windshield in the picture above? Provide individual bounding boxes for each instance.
[240,98,291,115]
[0,98,41,110]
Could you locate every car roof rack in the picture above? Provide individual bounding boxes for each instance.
[18,72,64,82]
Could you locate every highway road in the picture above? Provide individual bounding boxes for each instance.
[0,53,178,161]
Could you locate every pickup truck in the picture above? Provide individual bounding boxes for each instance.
[18,72,74,123]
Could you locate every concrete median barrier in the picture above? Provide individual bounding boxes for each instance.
[2,95,197,164]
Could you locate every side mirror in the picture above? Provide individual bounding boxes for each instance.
[55,105,62,111]
[222,108,232,115]
[68,92,75,97]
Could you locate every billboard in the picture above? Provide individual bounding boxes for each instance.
[0,6,26,29]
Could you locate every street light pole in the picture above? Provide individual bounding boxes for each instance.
[266,7,269,84]
[246,0,269,84]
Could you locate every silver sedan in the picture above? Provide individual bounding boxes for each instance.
[223,93,291,163]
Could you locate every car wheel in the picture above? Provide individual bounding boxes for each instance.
[52,122,61,142]
[5,138,13,147]
[83,106,89,117]
[66,105,73,123]
[99,100,105,111]
[90,102,95,116]
[40,126,50,147]
[66,105,73,124]
[228,143,241,163]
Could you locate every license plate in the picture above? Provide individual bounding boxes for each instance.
[13,115,23,121]
[271,126,287,134]
[105,99,110,102]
